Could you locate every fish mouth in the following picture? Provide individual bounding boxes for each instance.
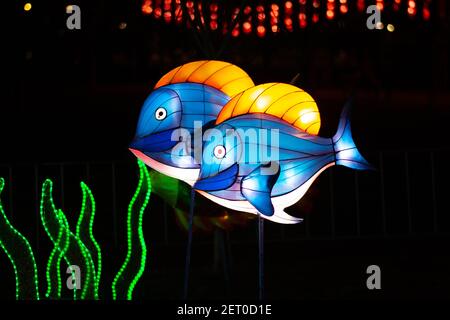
[129,129,179,153]
[129,148,199,186]
[194,163,239,191]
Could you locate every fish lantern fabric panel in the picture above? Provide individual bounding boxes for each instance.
[215,83,321,135]
[154,60,255,98]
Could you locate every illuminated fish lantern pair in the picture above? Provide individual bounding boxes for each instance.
[130,61,372,224]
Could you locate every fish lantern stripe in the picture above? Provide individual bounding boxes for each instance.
[216,83,321,135]
[154,60,255,97]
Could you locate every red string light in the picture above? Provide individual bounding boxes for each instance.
[242,5,252,34]
[312,0,320,24]
[209,2,218,30]
[142,0,153,15]
[284,1,293,31]
[376,0,384,11]
[256,5,266,37]
[357,0,365,12]
[231,8,240,37]
[423,0,431,21]
[326,0,335,20]
[154,0,162,19]
[339,0,348,14]
[407,0,417,17]
[298,0,307,29]
[285,1,293,13]
[243,21,252,34]
[141,0,433,37]
[271,4,280,33]
[186,0,195,24]
[197,2,205,26]
[174,0,182,24]
[222,21,228,34]
[163,0,172,23]
[257,25,266,37]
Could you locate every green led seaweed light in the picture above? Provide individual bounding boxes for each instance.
[0,222,20,299]
[0,177,40,300]
[45,214,66,299]
[112,159,151,300]
[40,179,76,300]
[76,182,102,298]
[63,211,97,300]
[40,178,97,300]
[57,210,85,298]
[127,161,151,300]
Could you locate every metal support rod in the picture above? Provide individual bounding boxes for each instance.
[163,202,169,245]
[430,152,438,233]
[8,166,13,222]
[379,152,387,236]
[258,214,264,300]
[354,171,361,236]
[219,230,231,294]
[404,152,413,234]
[305,210,311,239]
[111,163,118,248]
[226,231,233,270]
[280,224,286,240]
[59,164,65,212]
[329,170,336,238]
[85,162,91,184]
[213,230,220,272]
[183,189,196,299]
[34,165,40,252]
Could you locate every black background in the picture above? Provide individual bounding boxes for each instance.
[1,0,450,301]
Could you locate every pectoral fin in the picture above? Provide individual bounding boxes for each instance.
[241,162,280,217]
[194,163,239,191]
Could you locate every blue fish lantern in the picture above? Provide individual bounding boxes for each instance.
[130,62,372,225]
[129,60,254,185]
[193,105,372,224]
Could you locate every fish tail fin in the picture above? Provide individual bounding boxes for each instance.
[332,101,374,171]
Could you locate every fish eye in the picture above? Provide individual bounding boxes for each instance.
[213,145,226,159]
[155,107,167,121]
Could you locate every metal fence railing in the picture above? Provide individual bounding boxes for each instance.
[0,148,449,251]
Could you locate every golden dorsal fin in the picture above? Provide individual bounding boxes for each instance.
[216,83,321,135]
[154,60,255,97]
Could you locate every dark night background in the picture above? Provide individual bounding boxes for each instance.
[1,0,450,301]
